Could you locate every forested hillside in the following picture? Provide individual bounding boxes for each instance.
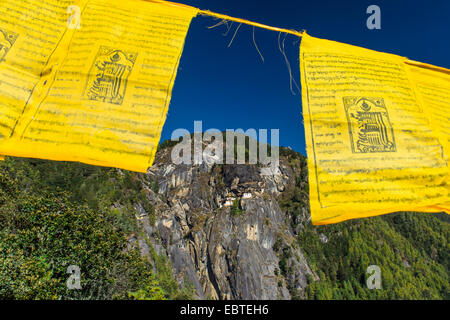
[0,143,448,299]
[0,157,191,299]
[279,148,449,300]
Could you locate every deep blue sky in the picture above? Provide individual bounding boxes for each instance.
[161,0,450,155]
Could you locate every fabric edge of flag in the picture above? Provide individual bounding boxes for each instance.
[146,8,199,171]
[299,33,325,226]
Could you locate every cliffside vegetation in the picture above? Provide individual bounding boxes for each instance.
[0,143,448,300]
[0,157,191,299]
[278,148,449,300]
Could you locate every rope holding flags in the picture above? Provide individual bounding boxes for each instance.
[145,0,305,37]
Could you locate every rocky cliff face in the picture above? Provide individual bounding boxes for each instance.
[132,144,316,300]
[2,141,447,300]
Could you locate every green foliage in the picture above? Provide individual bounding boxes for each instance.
[278,154,309,231]
[0,190,156,299]
[298,214,449,300]
[230,198,243,216]
[279,153,449,300]
[1,148,448,301]
[148,244,194,300]
[0,158,189,300]
[272,236,299,298]
[128,279,166,300]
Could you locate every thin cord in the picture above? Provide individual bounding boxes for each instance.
[227,23,242,47]
[143,0,303,38]
[200,10,303,38]
[278,32,301,95]
[253,26,265,63]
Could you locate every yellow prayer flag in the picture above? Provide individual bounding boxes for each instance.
[300,33,449,225]
[0,0,198,172]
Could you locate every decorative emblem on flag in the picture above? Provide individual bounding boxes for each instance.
[84,46,137,105]
[344,97,396,153]
[0,28,18,62]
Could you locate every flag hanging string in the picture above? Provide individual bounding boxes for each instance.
[145,0,450,75]
[197,10,304,38]
[145,0,304,38]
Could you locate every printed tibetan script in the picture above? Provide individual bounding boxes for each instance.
[0,0,198,172]
[300,33,449,225]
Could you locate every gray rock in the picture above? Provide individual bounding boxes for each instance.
[133,142,315,300]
